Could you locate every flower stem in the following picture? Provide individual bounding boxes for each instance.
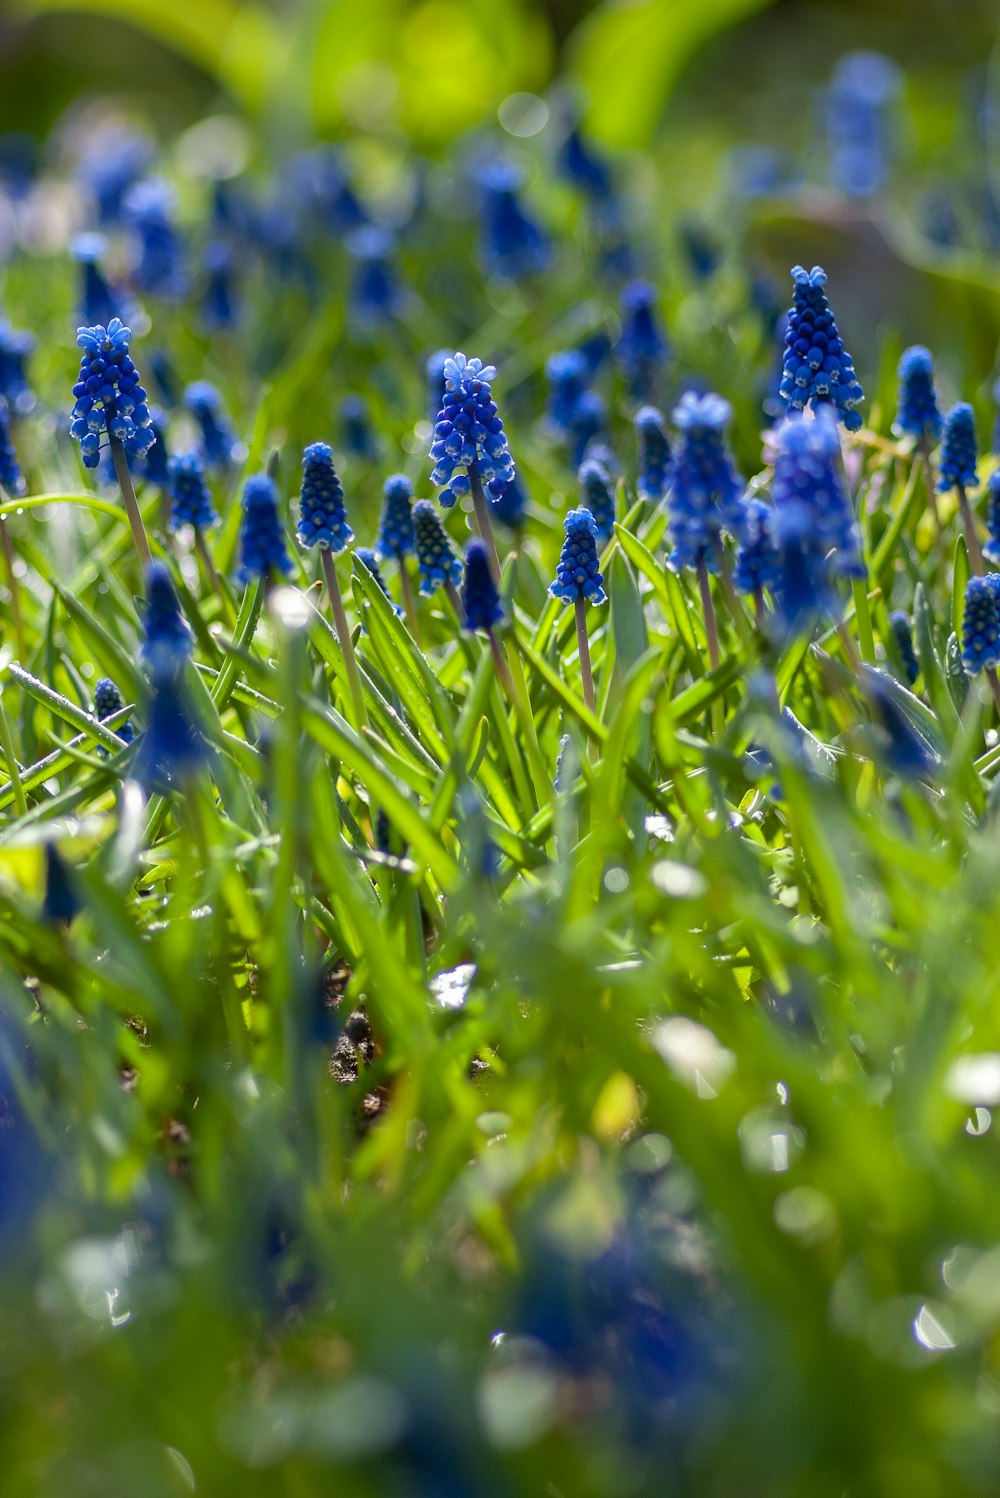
[194,529,233,625]
[0,686,26,817]
[851,577,876,663]
[918,444,943,542]
[989,669,1000,720]
[399,560,420,643]
[468,463,502,585]
[321,548,368,733]
[696,558,720,671]
[957,481,984,575]
[574,596,596,715]
[109,435,152,569]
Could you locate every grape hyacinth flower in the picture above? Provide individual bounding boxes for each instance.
[826,52,901,199]
[201,240,239,331]
[71,233,129,330]
[860,666,936,780]
[550,509,607,713]
[94,676,134,744]
[137,668,210,792]
[297,442,365,731]
[961,575,1000,675]
[666,392,746,573]
[44,845,81,928]
[780,266,864,431]
[238,473,293,586]
[894,346,942,446]
[339,395,377,461]
[616,281,668,402]
[734,497,780,621]
[70,317,155,564]
[888,610,919,686]
[184,381,242,470]
[413,499,462,600]
[462,539,504,633]
[546,350,589,440]
[429,352,513,580]
[167,450,218,532]
[477,161,551,282]
[557,122,614,206]
[348,226,404,329]
[578,457,616,546]
[635,405,671,502]
[937,401,983,572]
[123,177,186,299]
[0,319,34,413]
[141,561,193,676]
[77,125,153,225]
[426,350,451,422]
[491,470,527,531]
[376,474,416,561]
[0,401,25,497]
[984,472,1000,565]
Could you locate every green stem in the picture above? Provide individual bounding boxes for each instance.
[194,529,234,626]
[399,560,420,643]
[321,548,368,732]
[468,463,502,585]
[110,436,152,570]
[957,482,984,576]
[0,686,26,816]
[851,577,876,664]
[574,596,596,715]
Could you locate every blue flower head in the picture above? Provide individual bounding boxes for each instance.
[635,405,671,502]
[70,233,129,329]
[425,350,450,422]
[771,500,837,637]
[238,473,293,584]
[0,401,25,497]
[937,402,978,493]
[861,666,935,780]
[780,266,864,430]
[894,345,942,445]
[69,317,155,470]
[558,123,614,204]
[142,561,193,676]
[770,410,863,578]
[77,125,153,225]
[93,676,134,744]
[201,240,239,330]
[354,547,399,612]
[44,844,81,928]
[549,507,607,606]
[961,575,1000,673]
[0,320,34,413]
[666,392,745,571]
[546,350,589,439]
[734,496,780,597]
[888,610,919,686]
[137,671,210,790]
[429,353,515,508]
[288,145,365,237]
[123,177,186,299]
[477,161,551,281]
[569,389,608,469]
[616,281,668,401]
[826,52,900,198]
[167,450,218,533]
[578,457,616,546]
[984,472,1000,565]
[377,473,416,560]
[491,469,528,530]
[339,395,376,461]
[297,442,352,553]
[462,539,504,633]
[183,381,242,469]
[413,499,462,596]
[348,226,404,327]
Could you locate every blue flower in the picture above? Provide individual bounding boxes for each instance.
[961,575,1000,673]
[984,472,1000,565]
[288,145,365,236]
[0,319,34,413]
[44,844,81,927]
[888,610,919,685]
[123,177,186,299]
[0,400,25,497]
[558,123,615,204]
[201,240,240,330]
[167,450,218,533]
[826,51,900,198]
[413,499,462,596]
[141,561,193,675]
[549,507,607,606]
[477,161,551,281]
[578,457,616,546]
[491,469,528,530]
[429,352,515,508]
[770,410,863,578]
[937,402,978,493]
[183,381,242,469]
[635,405,671,502]
[425,350,450,422]
[69,317,156,470]
[569,389,608,469]
[238,473,293,584]
[734,497,780,597]
[93,676,134,744]
[462,539,504,633]
[616,281,668,401]
[546,350,589,439]
[339,396,377,461]
[779,265,864,431]
[377,473,416,559]
[348,226,404,327]
[70,232,130,331]
[355,547,399,611]
[137,670,210,790]
[771,500,836,636]
[297,442,352,553]
[894,346,942,445]
[666,392,745,571]
[76,125,153,224]
[860,665,936,779]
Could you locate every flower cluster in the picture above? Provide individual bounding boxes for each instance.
[377,474,416,559]
[616,281,668,401]
[477,161,551,281]
[461,540,504,633]
[0,320,34,413]
[888,610,919,685]
[349,226,404,327]
[71,233,128,328]
[184,381,242,469]
[201,240,239,331]
[429,353,515,508]
[69,318,156,469]
[546,351,589,438]
[779,265,864,430]
[894,345,942,445]
[578,458,616,546]
[238,473,293,584]
[635,405,671,502]
[569,389,608,468]
[984,472,1000,566]
[937,402,978,493]
[826,51,900,198]
[297,442,352,553]
[734,497,780,597]
[549,508,607,606]
[123,177,186,298]
[961,575,1000,674]
[141,562,193,676]
[666,392,745,571]
[0,402,25,497]
[413,500,462,596]
[93,676,134,744]
[167,451,218,532]
[339,395,376,461]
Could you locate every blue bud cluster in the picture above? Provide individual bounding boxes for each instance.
[429,353,514,509]
[549,507,607,606]
[69,318,155,469]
